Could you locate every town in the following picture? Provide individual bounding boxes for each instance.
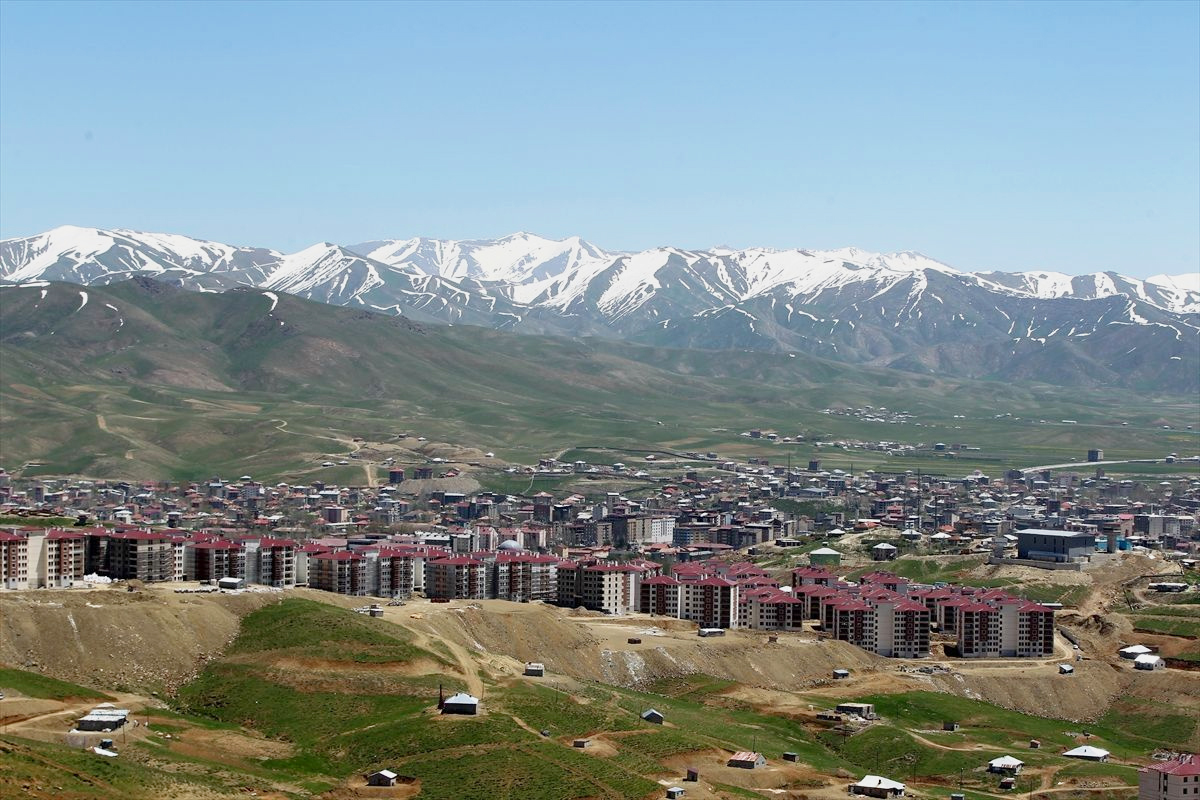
[2,447,1196,666]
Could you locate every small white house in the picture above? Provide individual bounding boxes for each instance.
[988,756,1025,775]
[366,769,398,787]
[441,692,479,715]
[871,543,899,561]
[1134,653,1165,671]
[850,775,906,798]
[1063,745,1110,762]
[524,662,545,677]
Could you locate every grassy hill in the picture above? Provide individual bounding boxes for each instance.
[1,279,1196,480]
[4,592,1197,799]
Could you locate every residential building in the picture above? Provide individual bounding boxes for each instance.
[44,530,86,587]
[639,575,682,617]
[310,551,369,596]
[680,577,739,628]
[1139,754,1199,800]
[425,556,486,600]
[578,563,637,615]
[0,530,29,589]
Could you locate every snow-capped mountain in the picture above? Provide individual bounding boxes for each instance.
[0,225,277,287]
[3,226,1197,391]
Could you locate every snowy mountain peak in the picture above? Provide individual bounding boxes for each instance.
[3,225,1196,391]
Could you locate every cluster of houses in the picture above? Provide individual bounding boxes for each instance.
[1,460,1195,621]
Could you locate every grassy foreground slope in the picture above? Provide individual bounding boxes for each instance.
[4,592,1196,799]
[1,280,1196,480]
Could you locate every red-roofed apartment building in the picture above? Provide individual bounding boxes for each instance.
[0,530,29,589]
[680,577,739,629]
[45,529,86,587]
[1139,753,1200,800]
[639,575,682,617]
[310,551,369,596]
[579,563,638,615]
[425,556,486,600]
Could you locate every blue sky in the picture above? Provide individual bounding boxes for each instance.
[1,1,1197,276]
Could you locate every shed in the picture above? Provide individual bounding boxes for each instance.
[524,662,545,677]
[1029,740,1041,749]
[943,721,960,731]
[999,777,1016,790]
[77,708,130,731]
[850,775,906,798]
[667,788,686,800]
[441,692,479,715]
[833,669,851,679]
[573,738,590,748]
[727,751,766,769]
[366,770,398,787]
[988,756,1024,775]
[783,751,799,762]
[642,708,665,724]
[217,576,244,590]
[1063,745,1110,762]
[1058,664,1074,675]
[685,767,699,782]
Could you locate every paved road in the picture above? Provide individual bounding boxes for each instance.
[1020,458,1166,474]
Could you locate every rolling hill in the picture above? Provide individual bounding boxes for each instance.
[0,278,1196,481]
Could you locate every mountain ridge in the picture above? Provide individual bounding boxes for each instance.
[3,226,1197,391]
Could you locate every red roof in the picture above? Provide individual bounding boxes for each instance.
[750,589,801,604]
[1018,601,1055,613]
[318,551,362,562]
[894,599,928,613]
[583,563,637,573]
[832,599,873,612]
[430,557,484,566]
[959,602,995,613]
[1144,754,1200,776]
[641,575,681,586]
[693,576,736,588]
[108,530,169,541]
[192,540,243,550]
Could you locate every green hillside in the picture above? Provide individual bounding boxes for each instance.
[6,596,1191,799]
[1,279,1195,481]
